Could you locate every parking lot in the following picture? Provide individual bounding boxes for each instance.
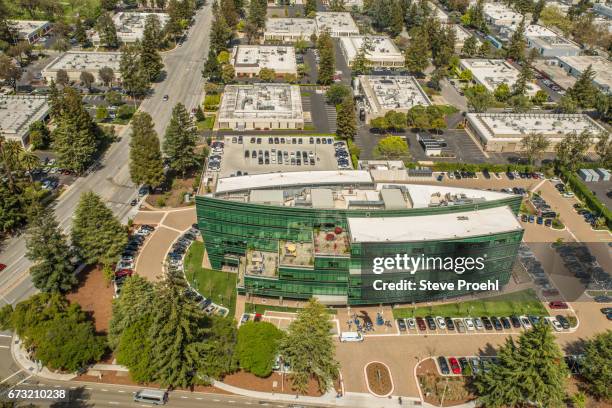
[211,135,351,178]
[405,129,490,163]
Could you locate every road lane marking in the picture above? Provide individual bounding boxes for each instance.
[0,371,23,385]
[0,345,9,349]
[108,402,119,405]
[118,390,125,393]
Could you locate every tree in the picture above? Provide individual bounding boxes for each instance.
[25,207,77,293]
[406,105,431,130]
[317,31,335,85]
[404,28,430,74]
[555,130,593,170]
[506,17,526,61]
[389,0,405,37]
[28,120,50,150]
[350,41,371,76]
[459,69,473,82]
[56,69,70,86]
[140,14,164,81]
[520,132,550,165]
[474,324,568,407]
[580,330,612,400]
[80,71,95,90]
[52,87,100,174]
[129,112,164,188]
[163,103,198,177]
[513,61,533,96]
[279,299,339,393]
[116,315,155,382]
[494,83,511,102]
[1,293,106,372]
[532,0,545,23]
[235,321,284,377]
[72,191,128,268]
[202,49,222,82]
[75,19,88,46]
[304,0,316,16]
[373,135,411,160]
[0,179,25,234]
[97,12,119,48]
[209,14,232,54]
[556,95,578,113]
[101,0,118,10]
[99,66,115,87]
[464,84,493,112]
[325,83,350,105]
[105,90,123,106]
[336,96,356,140]
[567,65,599,109]
[259,67,276,82]
[595,132,612,166]
[120,44,150,97]
[0,54,22,92]
[508,94,532,113]
[461,35,479,57]
[478,40,492,57]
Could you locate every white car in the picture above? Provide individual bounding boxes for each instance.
[562,192,575,198]
[474,317,484,330]
[406,318,416,330]
[436,316,446,330]
[464,318,475,331]
[549,317,563,332]
[520,315,532,329]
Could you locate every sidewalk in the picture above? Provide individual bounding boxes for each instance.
[11,335,76,381]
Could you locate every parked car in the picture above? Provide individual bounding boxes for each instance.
[416,317,427,331]
[445,317,455,331]
[406,318,416,330]
[436,316,446,330]
[437,356,450,375]
[491,317,503,331]
[397,319,407,332]
[549,301,569,309]
[481,316,493,330]
[426,316,436,330]
[449,357,461,374]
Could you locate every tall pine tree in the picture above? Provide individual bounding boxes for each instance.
[336,96,356,140]
[129,112,164,188]
[140,15,164,82]
[162,103,198,177]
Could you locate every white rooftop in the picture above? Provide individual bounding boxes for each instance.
[315,12,359,35]
[359,75,431,112]
[93,12,169,42]
[215,170,373,193]
[218,84,303,120]
[231,45,297,73]
[0,95,49,143]
[460,59,541,95]
[466,113,607,142]
[400,184,514,208]
[10,20,49,37]
[43,51,121,72]
[264,17,317,36]
[557,55,612,91]
[340,36,403,63]
[348,206,522,242]
[522,24,557,38]
[483,3,523,25]
[453,25,475,43]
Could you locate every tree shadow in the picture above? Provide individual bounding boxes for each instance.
[50,386,94,408]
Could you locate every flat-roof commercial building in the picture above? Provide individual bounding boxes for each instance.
[339,36,404,69]
[0,95,49,146]
[557,55,612,94]
[315,12,360,37]
[465,112,607,153]
[41,51,122,85]
[263,18,317,42]
[459,59,541,96]
[11,20,52,44]
[217,84,304,130]
[483,3,523,28]
[517,24,582,57]
[230,45,297,77]
[453,25,480,52]
[196,170,524,305]
[356,75,431,123]
[91,12,169,45]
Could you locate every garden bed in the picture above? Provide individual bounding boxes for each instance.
[365,362,393,397]
[222,370,324,397]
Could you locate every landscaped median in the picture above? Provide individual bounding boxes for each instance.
[392,289,548,319]
[184,241,237,316]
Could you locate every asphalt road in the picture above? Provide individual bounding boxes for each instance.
[0,3,212,307]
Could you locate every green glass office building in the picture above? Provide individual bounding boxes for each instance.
[196,171,524,305]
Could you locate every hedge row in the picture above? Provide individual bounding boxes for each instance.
[558,167,612,230]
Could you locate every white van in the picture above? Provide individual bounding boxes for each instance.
[339,331,364,342]
[133,389,168,405]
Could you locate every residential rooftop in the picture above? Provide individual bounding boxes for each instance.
[42,51,121,72]
[0,95,49,145]
[466,113,607,143]
[231,45,297,74]
[339,36,403,64]
[218,84,303,120]
[315,12,359,36]
[557,55,612,93]
[460,59,541,95]
[347,206,522,242]
[358,75,431,114]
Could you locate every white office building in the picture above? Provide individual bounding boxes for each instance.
[41,51,122,84]
[556,55,612,94]
[460,59,541,96]
[263,18,317,42]
[483,3,523,28]
[339,36,404,68]
[91,12,169,45]
[315,12,360,37]
[230,45,297,77]
[0,95,49,147]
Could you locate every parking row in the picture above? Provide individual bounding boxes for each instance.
[397,313,572,335]
[435,354,583,377]
[113,224,155,297]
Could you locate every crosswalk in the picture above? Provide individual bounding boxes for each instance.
[325,104,337,133]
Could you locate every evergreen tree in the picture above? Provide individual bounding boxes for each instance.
[478,39,491,57]
[120,44,150,97]
[279,299,339,394]
[129,112,164,188]
[140,15,164,81]
[317,31,335,85]
[304,0,317,16]
[210,14,232,54]
[72,191,128,268]
[25,207,77,293]
[203,49,222,82]
[432,24,456,68]
[351,41,371,75]
[567,65,599,109]
[506,17,526,61]
[513,61,533,96]
[97,12,119,48]
[461,35,479,57]
[52,87,99,174]
[162,103,198,177]
[74,19,88,46]
[336,96,356,140]
[532,0,545,23]
[580,330,612,400]
[389,0,405,36]
[404,28,429,74]
[474,324,568,408]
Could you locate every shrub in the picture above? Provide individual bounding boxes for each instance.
[204,94,221,111]
[235,321,284,377]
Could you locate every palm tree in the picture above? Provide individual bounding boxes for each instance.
[19,150,40,182]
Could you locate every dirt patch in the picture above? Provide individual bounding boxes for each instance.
[76,371,231,395]
[416,358,476,406]
[66,266,114,334]
[365,362,393,397]
[146,176,197,209]
[222,370,325,397]
[566,376,612,408]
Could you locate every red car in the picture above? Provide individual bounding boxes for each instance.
[0,263,6,272]
[254,313,263,322]
[115,269,133,278]
[416,317,427,331]
[449,357,462,375]
[549,301,569,309]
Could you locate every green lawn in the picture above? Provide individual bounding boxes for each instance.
[392,289,548,319]
[184,241,237,317]
[197,115,215,131]
[245,303,337,315]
